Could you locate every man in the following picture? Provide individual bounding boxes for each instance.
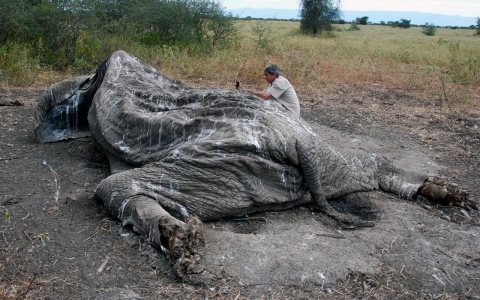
[242,64,300,116]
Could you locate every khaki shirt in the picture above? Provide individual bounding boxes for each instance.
[266,76,300,116]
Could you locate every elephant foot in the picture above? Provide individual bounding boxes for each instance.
[417,176,477,210]
[158,216,204,279]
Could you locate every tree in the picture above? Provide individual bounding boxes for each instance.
[299,0,341,35]
[0,0,86,68]
[475,17,480,36]
[398,19,411,29]
[356,16,368,25]
[422,23,436,36]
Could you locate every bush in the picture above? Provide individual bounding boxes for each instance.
[250,22,274,54]
[422,23,437,36]
[475,17,480,36]
[0,0,237,72]
[356,16,368,25]
[398,19,411,29]
[123,0,237,49]
[348,23,361,31]
[0,43,39,85]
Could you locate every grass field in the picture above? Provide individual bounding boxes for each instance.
[1,21,479,111]
[161,21,479,106]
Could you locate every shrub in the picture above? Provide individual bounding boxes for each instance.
[250,22,274,54]
[0,43,39,85]
[348,23,361,31]
[399,19,411,29]
[356,16,369,25]
[475,17,480,36]
[422,23,437,36]
[0,0,237,71]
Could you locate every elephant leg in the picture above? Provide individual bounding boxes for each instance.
[120,195,203,278]
[417,176,477,210]
[313,193,375,227]
[296,141,375,227]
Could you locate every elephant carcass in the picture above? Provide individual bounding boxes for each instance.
[34,51,475,278]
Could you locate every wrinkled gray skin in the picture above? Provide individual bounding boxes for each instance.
[34,51,473,278]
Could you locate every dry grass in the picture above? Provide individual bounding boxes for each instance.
[3,20,478,114]
[142,21,479,115]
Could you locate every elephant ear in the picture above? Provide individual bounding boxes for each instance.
[34,56,109,143]
[34,75,94,142]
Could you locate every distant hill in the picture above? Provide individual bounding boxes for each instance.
[228,8,477,27]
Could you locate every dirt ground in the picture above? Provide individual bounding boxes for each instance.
[0,84,479,299]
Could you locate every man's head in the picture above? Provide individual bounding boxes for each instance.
[264,64,280,84]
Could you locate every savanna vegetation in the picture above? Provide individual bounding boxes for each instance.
[0,0,479,112]
[0,0,237,83]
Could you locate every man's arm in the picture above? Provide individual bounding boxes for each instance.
[240,87,271,100]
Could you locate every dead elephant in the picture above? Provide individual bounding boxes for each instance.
[34,51,476,278]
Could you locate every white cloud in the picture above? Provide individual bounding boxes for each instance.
[220,0,480,17]
[342,0,480,17]
[220,0,300,10]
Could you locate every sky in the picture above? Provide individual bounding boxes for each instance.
[219,0,480,18]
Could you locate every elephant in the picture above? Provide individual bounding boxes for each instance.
[34,51,476,278]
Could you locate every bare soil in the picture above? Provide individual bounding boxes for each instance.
[0,84,479,299]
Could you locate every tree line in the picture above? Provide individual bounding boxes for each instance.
[1,0,478,77]
[0,0,236,70]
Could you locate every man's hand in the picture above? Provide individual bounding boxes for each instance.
[247,90,271,100]
[239,87,271,100]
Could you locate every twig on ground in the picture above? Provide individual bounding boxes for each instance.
[0,156,22,160]
[97,256,109,273]
[82,226,100,243]
[390,237,397,249]
[231,217,267,223]
[43,160,60,202]
[21,229,32,242]
[300,231,346,239]
[2,231,10,247]
[400,265,406,280]
[21,273,37,298]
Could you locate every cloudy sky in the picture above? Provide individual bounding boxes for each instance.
[219,0,480,17]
